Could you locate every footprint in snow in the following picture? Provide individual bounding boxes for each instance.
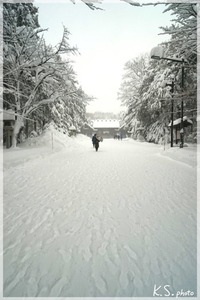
[26,277,38,297]
[98,242,108,256]
[21,249,32,263]
[37,286,48,297]
[104,229,112,241]
[29,209,53,234]
[58,248,72,263]
[123,245,138,261]
[119,269,129,290]
[104,255,118,276]
[82,247,92,262]
[49,277,67,297]
[46,228,60,245]
[92,272,107,295]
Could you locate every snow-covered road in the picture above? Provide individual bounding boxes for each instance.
[3,135,197,297]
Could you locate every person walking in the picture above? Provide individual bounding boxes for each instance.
[92,134,96,147]
[92,134,102,151]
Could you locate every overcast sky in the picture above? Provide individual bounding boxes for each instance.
[35,1,172,113]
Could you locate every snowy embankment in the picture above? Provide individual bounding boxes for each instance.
[3,125,88,170]
[125,138,197,169]
[3,126,197,298]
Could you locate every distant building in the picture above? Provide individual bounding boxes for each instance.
[91,119,122,138]
[80,119,127,139]
[118,123,128,138]
[80,122,96,137]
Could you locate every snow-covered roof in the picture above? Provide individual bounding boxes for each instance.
[168,116,193,127]
[69,125,76,131]
[3,109,15,121]
[92,119,120,129]
[119,123,127,129]
[83,122,95,130]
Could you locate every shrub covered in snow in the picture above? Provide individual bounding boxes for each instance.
[145,121,169,144]
[29,131,38,138]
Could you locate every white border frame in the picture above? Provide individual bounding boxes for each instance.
[0,1,199,300]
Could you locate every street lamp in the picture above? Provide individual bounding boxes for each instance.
[150,46,185,148]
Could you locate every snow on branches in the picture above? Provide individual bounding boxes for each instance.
[160,3,197,63]
[118,2,197,144]
[3,3,90,147]
[70,0,103,10]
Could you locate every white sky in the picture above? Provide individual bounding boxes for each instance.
[36,1,172,113]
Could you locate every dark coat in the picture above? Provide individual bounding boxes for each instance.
[92,135,99,146]
[92,135,100,151]
[92,135,96,145]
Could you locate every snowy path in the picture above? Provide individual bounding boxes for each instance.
[3,138,197,297]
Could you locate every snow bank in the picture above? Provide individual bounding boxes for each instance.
[158,144,197,168]
[125,138,197,168]
[3,124,90,170]
[21,123,73,149]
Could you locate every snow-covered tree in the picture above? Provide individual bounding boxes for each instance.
[69,0,103,10]
[160,3,197,64]
[118,3,197,144]
[118,54,150,135]
[3,3,90,147]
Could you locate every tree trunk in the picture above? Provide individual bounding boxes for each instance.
[25,119,29,138]
[12,79,23,147]
[12,116,24,147]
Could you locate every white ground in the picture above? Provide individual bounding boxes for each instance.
[3,126,197,297]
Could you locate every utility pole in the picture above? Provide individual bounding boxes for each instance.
[180,60,185,148]
[166,81,174,147]
[150,47,186,149]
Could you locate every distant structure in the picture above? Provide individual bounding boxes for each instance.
[80,118,127,139]
[80,122,95,137]
[168,116,193,144]
[91,119,119,138]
